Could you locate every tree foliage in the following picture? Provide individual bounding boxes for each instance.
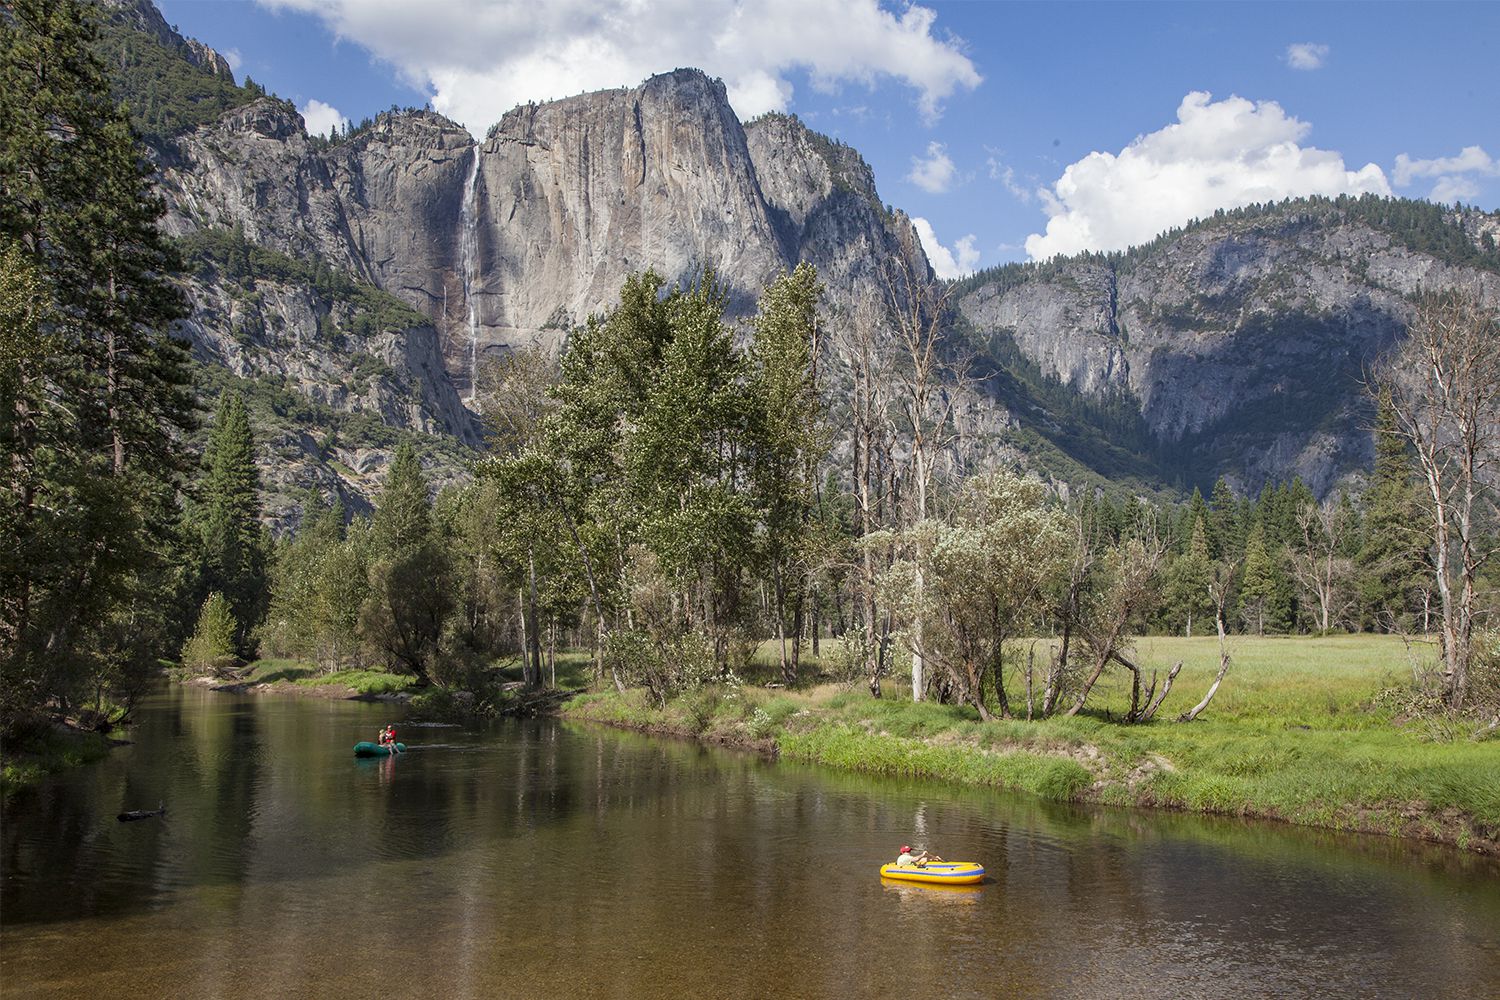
[1,0,194,737]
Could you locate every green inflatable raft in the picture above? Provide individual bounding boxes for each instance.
[353,741,406,757]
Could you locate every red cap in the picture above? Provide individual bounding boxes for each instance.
[900,845,911,853]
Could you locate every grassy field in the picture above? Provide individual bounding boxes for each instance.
[564,634,1500,853]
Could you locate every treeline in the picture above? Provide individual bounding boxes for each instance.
[1077,407,1433,640]
[952,193,1500,301]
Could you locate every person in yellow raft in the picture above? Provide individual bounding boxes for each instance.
[897,844,943,868]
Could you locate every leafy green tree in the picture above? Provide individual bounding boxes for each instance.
[259,493,343,662]
[311,521,369,669]
[749,264,826,683]
[181,592,238,676]
[875,471,1069,718]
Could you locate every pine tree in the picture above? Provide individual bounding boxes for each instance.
[1176,486,1209,555]
[1,0,194,733]
[1164,516,1214,636]
[363,442,450,683]
[1207,477,1239,560]
[193,393,266,653]
[1239,520,1293,634]
[371,441,432,556]
[1357,393,1427,630]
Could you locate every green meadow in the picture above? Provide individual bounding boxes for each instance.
[564,634,1500,852]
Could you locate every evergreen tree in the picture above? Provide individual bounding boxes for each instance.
[1176,486,1209,555]
[1163,516,1214,636]
[191,393,266,653]
[1239,520,1293,634]
[1357,393,1427,630]
[371,441,432,555]
[1,0,194,734]
[1207,477,1239,560]
[363,442,450,683]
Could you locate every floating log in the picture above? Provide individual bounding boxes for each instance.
[117,802,165,822]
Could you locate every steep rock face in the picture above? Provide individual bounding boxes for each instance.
[157,99,365,273]
[176,268,477,525]
[745,113,931,322]
[957,208,1500,494]
[959,262,1128,396]
[156,70,941,402]
[331,113,479,386]
[473,70,788,357]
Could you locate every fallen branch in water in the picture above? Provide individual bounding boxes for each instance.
[117,801,165,822]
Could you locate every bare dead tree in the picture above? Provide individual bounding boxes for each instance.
[881,225,972,702]
[1290,500,1356,634]
[1179,562,1237,722]
[1064,530,1165,717]
[1375,289,1500,710]
[834,298,899,697]
[1118,653,1181,724]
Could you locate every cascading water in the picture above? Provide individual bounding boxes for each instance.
[458,142,481,403]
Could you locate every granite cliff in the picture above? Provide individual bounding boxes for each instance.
[954,200,1500,495]
[102,0,1500,517]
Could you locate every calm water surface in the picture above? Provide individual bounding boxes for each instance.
[3,684,1498,999]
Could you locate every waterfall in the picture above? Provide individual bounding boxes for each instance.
[458,142,481,403]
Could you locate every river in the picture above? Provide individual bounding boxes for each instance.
[3,684,1498,998]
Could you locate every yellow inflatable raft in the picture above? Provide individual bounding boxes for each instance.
[879,861,985,885]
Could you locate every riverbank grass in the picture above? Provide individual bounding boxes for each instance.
[237,659,417,695]
[564,634,1500,852]
[1,725,115,793]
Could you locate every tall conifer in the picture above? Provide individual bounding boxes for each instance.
[1,0,193,730]
[1357,393,1426,629]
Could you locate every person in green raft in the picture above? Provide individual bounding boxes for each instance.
[378,724,400,753]
[897,844,942,868]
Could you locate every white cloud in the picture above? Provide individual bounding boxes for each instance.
[257,0,981,132]
[1285,42,1329,70]
[912,217,978,279]
[908,142,957,194]
[1393,145,1497,202]
[985,154,1032,203]
[299,98,348,137]
[1024,91,1390,260]
[223,47,244,72]
[1429,176,1481,204]
[1394,146,1496,185]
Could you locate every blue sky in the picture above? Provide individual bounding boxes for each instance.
[156,0,1498,274]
